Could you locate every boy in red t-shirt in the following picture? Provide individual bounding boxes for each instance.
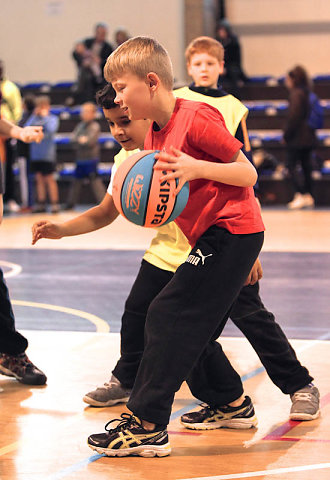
[87,36,264,458]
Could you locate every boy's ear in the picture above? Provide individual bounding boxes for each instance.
[219,60,225,75]
[146,72,159,90]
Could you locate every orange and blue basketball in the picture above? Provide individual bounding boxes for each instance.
[112,150,189,227]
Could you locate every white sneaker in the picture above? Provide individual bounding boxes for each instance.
[287,193,314,210]
[6,200,20,213]
[287,193,304,210]
[302,193,315,208]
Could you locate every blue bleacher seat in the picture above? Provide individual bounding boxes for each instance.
[55,134,119,147]
[53,81,75,89]
[50,106,68,116]
[248,104,272,112]
[248,76,274,83]
[69,107,82,116]
[262,134,283,142]
[276,76,286,84]
[99,135,119,148]
[55,135,71,145]
[22,82,52,91]
[313,75,330,83]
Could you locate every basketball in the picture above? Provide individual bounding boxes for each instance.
[112,150,189,227]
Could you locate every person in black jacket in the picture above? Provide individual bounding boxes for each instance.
[72,23,113,103]
[284,65,316,209]
[0,110,47,386]
[215,19,248,98]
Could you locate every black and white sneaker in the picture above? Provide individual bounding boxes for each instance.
[0,352,47,385]
[88,413,171,457]
[181,396,258,430]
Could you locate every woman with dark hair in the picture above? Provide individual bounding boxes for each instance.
[284,65,316,209]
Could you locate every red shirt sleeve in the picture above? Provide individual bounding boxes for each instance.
[188,104,242,162]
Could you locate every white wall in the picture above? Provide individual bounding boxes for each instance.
[1,0,329,86]
[0,0,185,85]
[226,0,330,77]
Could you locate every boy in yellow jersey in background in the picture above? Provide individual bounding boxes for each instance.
[175,37,319,424]
[175,37,250,158]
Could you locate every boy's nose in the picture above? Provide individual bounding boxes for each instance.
[114,94,121,105]
[113,125,125,137]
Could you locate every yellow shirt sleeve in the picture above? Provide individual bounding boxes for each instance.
[113,147,191,272]
[0,80,23,124]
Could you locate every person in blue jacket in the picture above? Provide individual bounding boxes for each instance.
[25,96,60,213]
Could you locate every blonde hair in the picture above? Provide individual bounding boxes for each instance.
[185,36,224,64]
[104,36,174,91]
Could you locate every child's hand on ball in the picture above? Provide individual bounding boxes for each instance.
[154,147,201,194]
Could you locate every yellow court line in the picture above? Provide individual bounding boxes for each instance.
[0,441,20,456]
[12,300,110,333]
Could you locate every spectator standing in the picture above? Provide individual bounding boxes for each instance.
[114,28,130,47]
[284,65,316,209]
[17,95,36,212]
[215,19,248,98]
[25,96,60,213]
[72,23,113,103]
[65,102,105,209]
[0,59,22,212]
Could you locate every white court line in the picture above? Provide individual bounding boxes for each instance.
[180,462,330,480]
[1,260,22,278]
[294,332,330,354]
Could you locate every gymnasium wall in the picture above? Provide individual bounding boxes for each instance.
[0,0,185,85]
[226,0,330,77]
[1,0,329,87]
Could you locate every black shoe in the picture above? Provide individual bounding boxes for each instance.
[88,413,171,457]
[64,204,74,211]
[32,204,47,213]
[50,204,60,214]
[180,396,258,430]
[0,352,47,385]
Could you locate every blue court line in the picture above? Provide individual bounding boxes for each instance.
[45,333,330,480]
[44,364,268,480]
[46,454,104,480]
